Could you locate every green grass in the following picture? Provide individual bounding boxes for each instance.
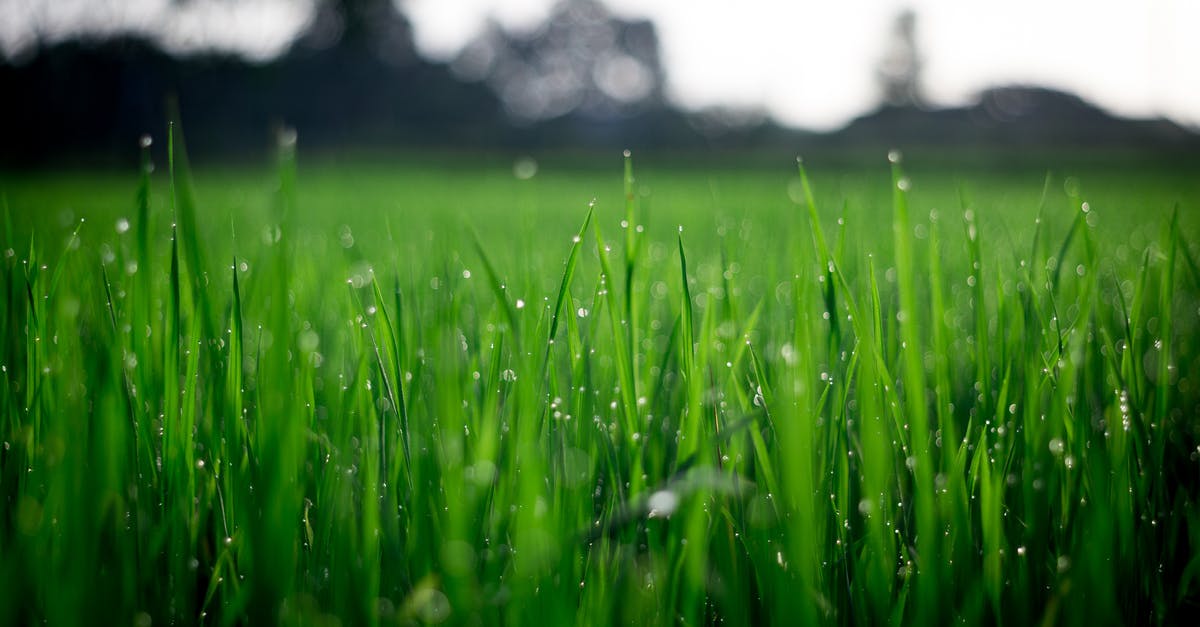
[1,141,1199,626]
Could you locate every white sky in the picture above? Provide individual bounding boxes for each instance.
[406,0,1200,131]
[2,0,1197,131]
[0,0,310,61]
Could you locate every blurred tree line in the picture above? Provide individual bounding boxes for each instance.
[0,0,1193,166]
[0,0,763,165]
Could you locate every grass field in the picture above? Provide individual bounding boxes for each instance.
[2,135,1199,626]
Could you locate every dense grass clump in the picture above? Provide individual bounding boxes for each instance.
[1,134,1199,626]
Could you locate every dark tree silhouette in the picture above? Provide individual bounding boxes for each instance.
[296,0,415,66]
[0,0,513,164]
[452,0,667,122]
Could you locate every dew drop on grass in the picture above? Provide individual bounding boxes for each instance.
[515,299,525,309]
[414,588,451,624]
[298,330,320,353]
[647,490,679,518]
[780,343,797,365]
[279,127,298,147]
[513,157,538,180]
[115,218,130,234]
[500,369,517,382]
[262,225,282,245]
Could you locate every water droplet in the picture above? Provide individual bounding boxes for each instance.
[647,490,679,518]
[774,342,795,366]
[279,127,298,147]
[513,156,538,179]
[115,218,131,234]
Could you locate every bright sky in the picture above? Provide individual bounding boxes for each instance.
[0,0,309,61]
[406,0,1200,130]
[2,0,1197,131]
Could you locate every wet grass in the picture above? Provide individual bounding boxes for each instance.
[1,139,1199,626]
